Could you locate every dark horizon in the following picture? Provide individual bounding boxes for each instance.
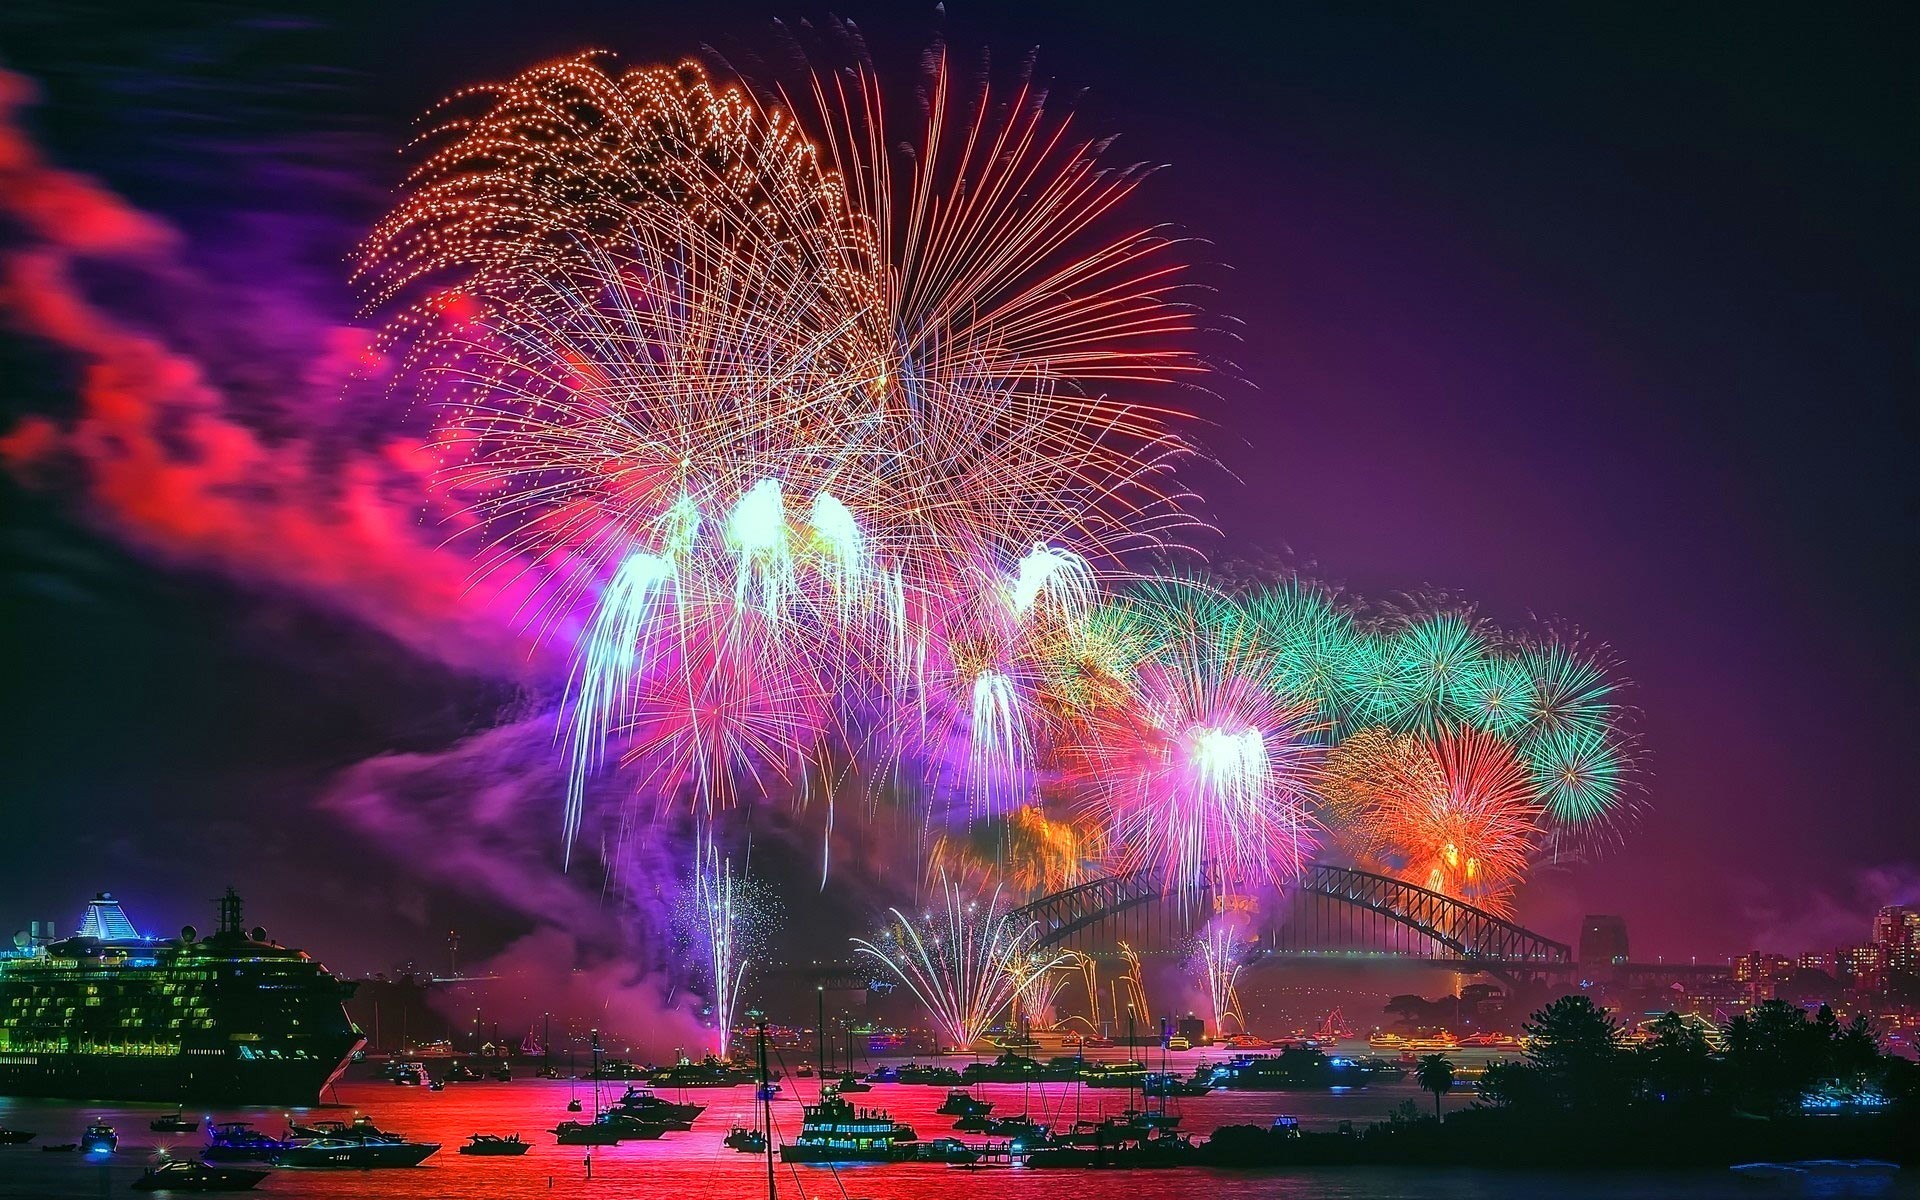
[1,1,1914,980]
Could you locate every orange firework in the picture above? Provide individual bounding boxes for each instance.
[359,53,1209,841]
[1336,725,1542,916]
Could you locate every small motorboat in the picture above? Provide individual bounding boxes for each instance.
[286,1115,404,1143]
[271,1137,440,1169]
[445,1061,483,1083]
[492,1063,513,1082]
[795,1062,814,1078]
[600,1114,668,1139]
[150,1113,202,1134]
[203,1123,291,1163]
[0,1128,34,1145]
[428,1079,446,1092]
[832,1072,872,1094]
[81,1122,118,1154]
[132,1161,270,1192]
[936,1090,992,1117]
[551,1118,624,1146]
[458,1133,531,1156]
[566,1098,583,1112]
[724,1126,768,1153]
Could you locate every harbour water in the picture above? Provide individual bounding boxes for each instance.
[1,1051,1910,1199]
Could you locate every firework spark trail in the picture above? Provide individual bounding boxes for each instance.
[1115,940,1151,1028]
[1195,921,1246,1038]
[851,874,1066,1050]
[692,835,748,1061]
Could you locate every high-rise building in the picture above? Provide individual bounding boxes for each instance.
[1732,951,1794,1001]
[1837,943,1886,993]
[1578,916,1630,968]
[1872,905,1920,974]
[1796,952,1835,976]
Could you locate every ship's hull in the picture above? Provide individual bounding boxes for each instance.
[0,1043,358,1105]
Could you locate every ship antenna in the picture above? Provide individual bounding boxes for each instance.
[216,887,242,937]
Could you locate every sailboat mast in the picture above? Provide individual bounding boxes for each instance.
[756,1013,775,1200]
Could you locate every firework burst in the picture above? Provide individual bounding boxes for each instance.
[851,874,1067,1050]
[1338,726,1543,916]
[362,53,1208,846]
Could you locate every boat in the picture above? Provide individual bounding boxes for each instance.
[0,890,362,1104]
[831,1071,872,1093]
[445,1061,483,1082]
[1731,1160,1901,1178]
[285,1116,402,1142]
[649,1054,762,1087]
[601,1113,670,1139]
[779,1093,936,1164]
[937,1089,993,1117]
[588,1058,648,1080]
[1026,1130,1196,1168]
[891,1063,964,1085]
[202,1122,292,1162]
[983,1114,1053,1146]
[1199,1048,1375,1090]
[80,1122,117,1153]
[381,1060,430,1086]
[0,1128,34,1145]
[611,1085,706,1123]
[492,1062,512,1082]
[1078,1060,1147,1088]
[552,1117,626,1145]
[794,1062,814,1078]
[150,1113,202,1133]
[457,1134,530,1156]
[1458,1031,1521,1049]
[962,1052,1079,1083]
[271,1137,440,1168]
[566,1098,583,1112]
[723,1126,767,1153]
[1141,1071,1209,1098]
[132,1161,269,1192]
[427,1079,445,1092]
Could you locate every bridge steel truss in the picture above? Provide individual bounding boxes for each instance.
[1007,863,1571,970]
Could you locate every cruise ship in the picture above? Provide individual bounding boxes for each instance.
[0,890,363,1104]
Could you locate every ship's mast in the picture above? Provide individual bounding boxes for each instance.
[754,1011,774,1200]
[216,887,242,937]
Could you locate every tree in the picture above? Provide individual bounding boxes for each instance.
[1725,999,1827,1114]
[1636,1011,1713,1104]
[1415,1053,1455,1117]
[1522,994,1624,1109]
[1476,1058,1537,1109]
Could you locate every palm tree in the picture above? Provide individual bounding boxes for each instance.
[1415,1053,1455,1118]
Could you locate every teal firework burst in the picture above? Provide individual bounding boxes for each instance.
[1520,640,1618,740]
[1337,633,1416,730]
[1459,654,1537,737]
[1245,581,1352,721]
[1527,723,1624,825]
[1388,613,1488,732]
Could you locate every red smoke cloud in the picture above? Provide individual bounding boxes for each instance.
[0,69,550,678]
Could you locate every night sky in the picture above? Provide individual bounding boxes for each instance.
[1,1,1913,976]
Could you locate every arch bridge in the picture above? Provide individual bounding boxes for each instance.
[1007,863,1571,978]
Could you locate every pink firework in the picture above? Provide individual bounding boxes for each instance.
[1062,638,1324,895]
